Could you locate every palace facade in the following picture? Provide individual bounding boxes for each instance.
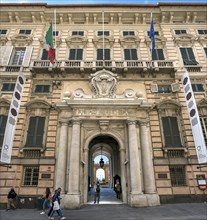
[0,2,207,209]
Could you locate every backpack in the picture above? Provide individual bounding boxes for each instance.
[96,185,100,192]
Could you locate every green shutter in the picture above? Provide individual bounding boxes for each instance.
[124,49,130,60]
[77,49,83,60]
[36,117,45,147]
[0,115,7,147]
[41,49,49,60]
[105,49,110,60]
[69,49,76,60]
[97,49,103,60]
[131,49,138,60]
[157,49,164,60]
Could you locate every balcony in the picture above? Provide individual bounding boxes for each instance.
[28,59,176,76]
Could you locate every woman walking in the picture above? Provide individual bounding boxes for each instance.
[40,187,51,215]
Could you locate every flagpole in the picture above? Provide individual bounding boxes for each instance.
[102,11,105,68]
[150,12,153,63]
[54,9,56,49]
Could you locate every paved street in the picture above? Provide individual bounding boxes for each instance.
[0,203,207,220]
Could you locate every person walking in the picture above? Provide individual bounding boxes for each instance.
[7,187,17,210]
[40,187,51,215]
[94,181,101,204]
[48,188,66,220]
[115,181,121,199]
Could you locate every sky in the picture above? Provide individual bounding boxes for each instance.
[1,0,207,4]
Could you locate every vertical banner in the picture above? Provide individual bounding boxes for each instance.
[181,69,207,164]
[1,72,26,164]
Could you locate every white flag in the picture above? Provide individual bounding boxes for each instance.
[181,69,207,164]
[1,72,26,164]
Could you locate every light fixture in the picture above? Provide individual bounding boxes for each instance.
[99,146,104,168]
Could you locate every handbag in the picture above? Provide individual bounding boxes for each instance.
[53,200,60,210]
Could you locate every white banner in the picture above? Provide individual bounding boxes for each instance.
[181,69,207,164]
[1,72,26,164]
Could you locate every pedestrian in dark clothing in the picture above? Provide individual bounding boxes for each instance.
[7,187,17,210]
[40,187,51,214]
[94,181,101,204]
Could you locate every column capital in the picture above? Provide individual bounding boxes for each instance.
[127,119,137,126]
[71,118,81,125]
[138,119,149,127]
[59,118,69,126]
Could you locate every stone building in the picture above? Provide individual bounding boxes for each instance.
[0,2,207,209]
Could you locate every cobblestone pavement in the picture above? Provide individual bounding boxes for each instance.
[0,203,207,220]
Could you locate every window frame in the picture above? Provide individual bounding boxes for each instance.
[192,84,204,92]
[72,31,84,36]
[69,48,83,60]
[10,47,26,65]
[169,165,186,186]
[180,47,198,65]
[1,83,15,92]
[97,31,110,36]
[0,29,7,35]
[0,115,8,147]
[123,31,135,36]
[96,48,111,60]
[152,48,165,60]
[198,30,207,35]
[174,30,187,35]
[34,85,51,94]
[22,166,39,186]
[19,29,32,35]
[124,48,138,60]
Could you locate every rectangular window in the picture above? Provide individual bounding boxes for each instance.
[0,29,7,35]
[124,49,138,60]
[53,31,59,36]
[35,85,50,93]
[180,48,198,65]
[123,31,135,36]
[23,167,39,186]
[25,116,45,147]
[192,84,204,92]
[97,31,110,36]
[204,48,207,58]
[158,85,172,93]
[162,116,182,147]
[41,49,49,60]
[200,117,207,146]
[97,49,110,60]
[1,83,15,92]
[69,49,83,60]
[152,49,165,60]
[148,31,159,36]
[19,30,31,35]
[0,115,7,147]
[10,48,26,65]
[72,31,84,36]
[170,166,186,186]
[198,30,207,35]
[175,30,187,34]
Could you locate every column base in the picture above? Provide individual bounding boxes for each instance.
[129,193,160,207]
[61,193,81,209]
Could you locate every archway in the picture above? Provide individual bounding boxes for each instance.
[87,135,123,204]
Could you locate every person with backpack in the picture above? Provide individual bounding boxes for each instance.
[94,181,101,204]
[115,181,121,199]
[7,187,17,210]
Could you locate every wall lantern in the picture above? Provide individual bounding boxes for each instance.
[99,146,104,168]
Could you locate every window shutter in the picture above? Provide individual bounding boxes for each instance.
[36,117,45,147]
[97,49,103,60]
[1,46,13,65]
[170,117,182,147]
[157,49,164,60]
[131,49,138,60]
[152,49,157,60]
[26,117,36,147]
[41,49,49,60]
[204,48,207,57]
[124,49,130,60]
[171,83,180,92]
[105,49,110,60]
[180,48,188,64]
[23,46,33,67]
[0,115,7,147]
[162,117,172,147]
[77,49,83,60]
[69,49,76,60]
[150,83,158,92]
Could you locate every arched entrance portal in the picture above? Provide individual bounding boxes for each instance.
[87,135,123,204]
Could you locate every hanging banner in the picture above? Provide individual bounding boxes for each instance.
[1,72,26,164]
[181,69,207,164]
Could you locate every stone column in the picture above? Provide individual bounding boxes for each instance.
[120,148,127,203]
[127,120,147,207]
[65,119,81,209]
[55,119,68,193]
[139,120,160,206]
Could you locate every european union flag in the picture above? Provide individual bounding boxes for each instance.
[149,14,155,52]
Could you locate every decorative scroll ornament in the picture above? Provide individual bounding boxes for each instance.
[90,69,118,98]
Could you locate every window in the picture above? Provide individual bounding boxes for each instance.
[204,48,207,58]
[35,85,50,93]
[162,116,182,147]
[97,31,110,36]
[152,49,164,60]
[180,48,198,65]
[19,29,31,35]
[175,30,187,34]
[53,31,59,36]
[23,167,39,186]
[10,48,26,65]
[148,31,159,36]
[0,29,7,35]
[1,83,15,92]
[72,31,84,36]
[170,166,186,186]
[97,49,110,60]
[200,117,207,146]
[25,116,45,147]
[198,30,207,35]
[69,49,83,60]
[124,49,138,60]
[0,115,7,147]
[158,85,172,93]
[192,84,204,92]
[41,49,49,60]
[123,31,135,36]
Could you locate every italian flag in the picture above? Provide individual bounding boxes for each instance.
[44,23,55,64]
